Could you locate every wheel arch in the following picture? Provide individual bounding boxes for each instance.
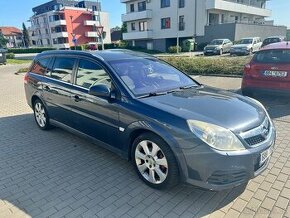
[125,122,188,181]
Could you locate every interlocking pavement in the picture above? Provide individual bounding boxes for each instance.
[0,64,290,218]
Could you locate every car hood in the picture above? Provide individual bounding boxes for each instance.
[139,86,266,132]
[232,44,251,48]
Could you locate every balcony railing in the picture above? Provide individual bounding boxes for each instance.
[51,32,69,38]
[123,30,153,40]
[122,10,152,22]
[50,20,67,27]
[84,20,100,26]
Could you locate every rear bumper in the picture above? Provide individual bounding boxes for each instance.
[242,78,290,95]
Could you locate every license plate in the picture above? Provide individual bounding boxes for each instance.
[260,147,272,165]
[264,70,288,77]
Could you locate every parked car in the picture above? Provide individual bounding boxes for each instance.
[261,36,286,48]
[230,37,262,55]
[242,41,290,96]
[204,39,233,55]
[24,50,276,190]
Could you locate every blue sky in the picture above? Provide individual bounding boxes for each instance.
[0,0,289,29]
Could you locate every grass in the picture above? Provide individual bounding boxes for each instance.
[161,56,252,76]
[7,59,32,65]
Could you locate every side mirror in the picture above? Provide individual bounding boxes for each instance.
[89,84,111,98]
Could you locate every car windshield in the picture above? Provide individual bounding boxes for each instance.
[239,39,253,44]
[253,49,290,64]
[263,38,280,45]
[109,58,198,97]
[209,40,224,45]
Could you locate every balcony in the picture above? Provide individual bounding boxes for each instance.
[123,30,153,40]
[51,32,69,38]
[206,0,271,17]
[86,32,99,37]
[122,10,152,22]
[50,20,67,27]
[121,0,135,2]
[84,20,100,26]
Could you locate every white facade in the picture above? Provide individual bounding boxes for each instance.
[121,0,272,50]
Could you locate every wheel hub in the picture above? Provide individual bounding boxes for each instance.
[145,155,156,169]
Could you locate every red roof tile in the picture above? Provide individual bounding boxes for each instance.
[0,26,22,36]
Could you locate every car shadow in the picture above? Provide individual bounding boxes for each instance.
[0,114,247,217]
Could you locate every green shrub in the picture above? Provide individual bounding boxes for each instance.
[8,47,56,54]
[168,46,182,53]
[161,56,251,76]
[6,52,15,59]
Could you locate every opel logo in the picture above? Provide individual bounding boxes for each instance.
[271,67,279,70]
[261,123,269,137]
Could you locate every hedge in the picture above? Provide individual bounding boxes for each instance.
[161,56,252,76]
[7,47,56,54]
[6,52,15,59]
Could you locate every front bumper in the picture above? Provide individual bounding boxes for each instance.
[179,125,276,191]
[204,49,220,55]
[230,49,249,55]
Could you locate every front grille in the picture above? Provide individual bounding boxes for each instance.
[240,117,271,147]
[207,170,247,185]
[245,135,266,146]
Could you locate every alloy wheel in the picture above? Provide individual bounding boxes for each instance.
[34,102,47,128]
[135,140,168,184]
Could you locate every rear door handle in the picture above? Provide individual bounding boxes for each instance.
[43,85,50,91]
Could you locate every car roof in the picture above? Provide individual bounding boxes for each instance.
[264,36,285,40]
[241,37,258,40]
[37,49,154,62]
[260,41,290,51]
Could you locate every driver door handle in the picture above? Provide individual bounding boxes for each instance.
[73,94,82,102]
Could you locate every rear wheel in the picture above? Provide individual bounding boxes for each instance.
[132,133,179,189]
[33,99,51,130]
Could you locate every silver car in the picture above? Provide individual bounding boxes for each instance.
[204,39,233,56]
[231,37,262,55]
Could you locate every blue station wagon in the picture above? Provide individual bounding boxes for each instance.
[24,50,276,190]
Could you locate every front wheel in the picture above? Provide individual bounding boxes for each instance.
[132,133,179,189]
[33,99,51,130]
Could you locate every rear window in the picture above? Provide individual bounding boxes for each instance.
[253,49,290,64]
[50,57,75,83]
[263,38,281,44]
[31,57,51,75]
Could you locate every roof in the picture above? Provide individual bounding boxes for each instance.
[39,49,154,62]
[260,41,290,51]
[0,27,22,36]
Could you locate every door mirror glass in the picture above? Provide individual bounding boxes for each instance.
[89,84,111,98]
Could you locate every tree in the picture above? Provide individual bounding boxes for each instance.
[22,23,30,47]
[0,31,8,48]
[121,22,127,34]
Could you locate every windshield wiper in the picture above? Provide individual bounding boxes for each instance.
[179,84,198,90]
[138,91,168,99]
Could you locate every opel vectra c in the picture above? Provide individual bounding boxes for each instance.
[24,50,276,190]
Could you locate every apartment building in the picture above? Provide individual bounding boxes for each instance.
[30,0,111,49]
[121,0,287,52]
[0,27,23,48]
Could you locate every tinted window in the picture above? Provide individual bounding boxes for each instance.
[239,39,253,44]
[31,57,51,75]
[109,58,197,96]
[264,38,281,44]
[76,59,111,89]
[253,49,290,64]
[51,57,75,83]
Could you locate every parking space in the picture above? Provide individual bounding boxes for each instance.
[0,64,290,218]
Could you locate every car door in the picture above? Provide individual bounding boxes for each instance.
[42,56,77,127]
[69,58,120,147]
[225,40,232,52]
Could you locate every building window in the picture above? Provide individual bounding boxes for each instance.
[139,21,147,31]
[179,0,185,8]
[131,23,136,31]
[92,5,97,11]
[93,15,100,21]
[161,0,170,8]
[161,18,171,29]
[179,15,185,31]
[130,4,134,12]
[138,1,146,11]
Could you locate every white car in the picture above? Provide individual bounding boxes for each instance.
[230,37,262,55]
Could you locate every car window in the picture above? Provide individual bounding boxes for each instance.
[31,57,51,75]
[50,57,75,83]
[109,58,197,96]
[239,39,253,44]
[253,49,290,64]
[76,59,111,89]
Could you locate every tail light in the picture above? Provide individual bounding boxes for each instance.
[24,73,29,84]
[244,64,251,77]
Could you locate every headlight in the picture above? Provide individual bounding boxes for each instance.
[187,120,245,151]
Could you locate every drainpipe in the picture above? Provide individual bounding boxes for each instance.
[176,1,179,53]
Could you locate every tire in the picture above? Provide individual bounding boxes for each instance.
[132,132,179,189]
[33,99,51,130]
